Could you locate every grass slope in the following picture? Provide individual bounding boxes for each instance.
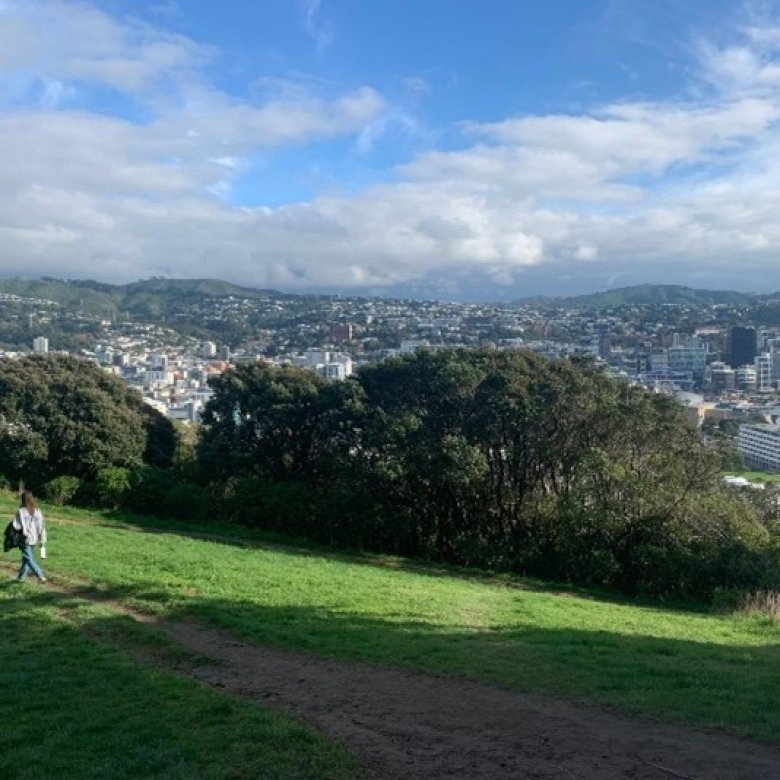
[3,494,780,742]
[0,582,355,779]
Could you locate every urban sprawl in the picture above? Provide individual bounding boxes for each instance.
[7,288,780,474]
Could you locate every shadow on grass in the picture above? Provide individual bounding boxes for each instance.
[0,585,356,780]
[6,578,780,742]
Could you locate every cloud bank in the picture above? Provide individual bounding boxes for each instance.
[1,1,780,299]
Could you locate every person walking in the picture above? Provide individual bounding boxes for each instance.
[13,490,47,583]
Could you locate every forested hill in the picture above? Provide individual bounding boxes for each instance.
[0,277,287,317]
[515,284,768,309]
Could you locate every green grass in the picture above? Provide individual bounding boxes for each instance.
[0,583,355,779]
[724,469,780,483]
[3,494,780,742]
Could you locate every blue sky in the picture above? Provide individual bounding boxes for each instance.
[0,0,779,299]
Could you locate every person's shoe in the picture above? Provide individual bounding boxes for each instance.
[40,577,47,583]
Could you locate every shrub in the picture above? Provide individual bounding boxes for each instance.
[95,467,132,509]
[124,466,171,515]
[43,475,81,506]
[164,481,210,522]
[220,477,310,532]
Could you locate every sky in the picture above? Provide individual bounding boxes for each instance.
[1,0,780,301]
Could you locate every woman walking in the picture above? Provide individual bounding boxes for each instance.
[13,490,47,583]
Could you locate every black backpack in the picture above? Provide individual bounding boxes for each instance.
[3,521,26,552]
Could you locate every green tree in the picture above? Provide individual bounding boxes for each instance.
[198,362,361,484]
[0,354,175,485]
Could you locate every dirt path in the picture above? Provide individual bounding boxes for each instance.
[8,563,780,780]
[80,595,780,779]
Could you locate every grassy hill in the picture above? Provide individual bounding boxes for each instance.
[3,494,780,774]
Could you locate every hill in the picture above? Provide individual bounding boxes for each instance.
[515,283,765,309]
[0,277,282,317]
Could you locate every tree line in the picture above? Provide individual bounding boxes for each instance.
[1,351,776,599]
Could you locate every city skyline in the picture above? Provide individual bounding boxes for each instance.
[2,1,780,300]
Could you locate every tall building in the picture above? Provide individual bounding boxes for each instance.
[590,323,611,360]
[728,326,757,368]
[32,336,48,354]
[756,353,773,391]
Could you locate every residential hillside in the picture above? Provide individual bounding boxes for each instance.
[515,284,768,309]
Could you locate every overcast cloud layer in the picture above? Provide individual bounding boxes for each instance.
[1,1,780,300]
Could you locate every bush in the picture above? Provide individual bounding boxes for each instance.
[220,477,310,532]
[164,481,210,522]
[43,475,81,506]
[95,467,132,509]
[124,466,171,515]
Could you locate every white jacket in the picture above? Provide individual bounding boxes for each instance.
[13,508,47,546]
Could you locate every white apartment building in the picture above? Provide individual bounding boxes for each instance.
[738,424,780,472]
[32,336,49,354]
[736,366,757,391]
[144,369,174,388]
[756,353,773,391]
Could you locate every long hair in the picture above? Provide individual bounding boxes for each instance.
[20,490,36,513]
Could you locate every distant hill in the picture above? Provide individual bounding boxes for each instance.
[515,284,765,309]
[1,277,776,316]
[0,277,282,317]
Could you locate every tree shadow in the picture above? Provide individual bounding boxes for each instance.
[9,579,780,744]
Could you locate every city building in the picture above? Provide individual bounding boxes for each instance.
[728,326,757,368]
[738,424,780,472]
[707,361,736,392]
[32,336,48,354]
[590,323,611,360]
[667,338,708,383]
[329,323,354,342]
[756,353,774,391]
[736,365,757,391]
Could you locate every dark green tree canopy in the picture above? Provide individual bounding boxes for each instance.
[197,349,773,598]
[0,354,174,485]
[199,362,362,482]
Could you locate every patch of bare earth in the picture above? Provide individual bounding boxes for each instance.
[101,603,780,778]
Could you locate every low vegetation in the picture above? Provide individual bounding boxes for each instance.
[4,494,779,742]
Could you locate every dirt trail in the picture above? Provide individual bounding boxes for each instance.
[8,564,780,780]
[99,599,780,779]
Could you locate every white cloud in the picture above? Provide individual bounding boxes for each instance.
[299,0,333,50]
[1,1,780,298]
[0,1,211,95]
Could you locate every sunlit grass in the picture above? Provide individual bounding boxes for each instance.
[0,583,355,779]
[724,469,780,483]
[3,492,780,740]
